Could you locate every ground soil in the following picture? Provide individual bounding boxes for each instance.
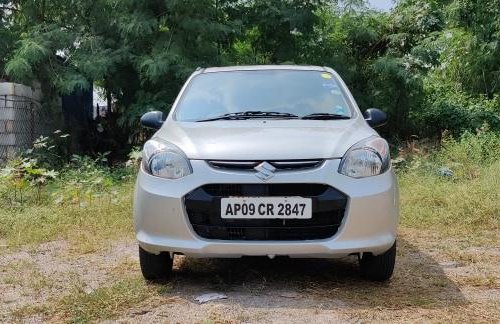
[1,229,499,323]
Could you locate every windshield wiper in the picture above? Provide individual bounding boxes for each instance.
[197,111,299,122]
[301,113,350,120]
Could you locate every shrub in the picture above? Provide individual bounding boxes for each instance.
[0,134,137,208]
[398,128,500,237]
[27,131,71,169]
[395,127,500,179]
[436,126,500,179]
[416,85,500,138]
[0,158,58,205]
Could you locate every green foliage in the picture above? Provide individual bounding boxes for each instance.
[369,55,424,136]
[1,0,499,142]
[418,87,500,137]
[0,1,16,78]
[4,57,33,80]
[126,146,142,168]
[395,127,500,179]
[398,129,500,236]
[400,161,500,237]
[0,157,58,205]
[0,132,136,208]
[437,127,500,178]
[0,136,136,249]
[0,178,134,249]
[0,132,70,205]
[27,131,71,168]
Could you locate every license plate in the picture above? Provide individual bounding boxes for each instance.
[221,197,312,219]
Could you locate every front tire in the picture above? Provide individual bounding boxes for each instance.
[139,246,173,281]
[359,241,396,282]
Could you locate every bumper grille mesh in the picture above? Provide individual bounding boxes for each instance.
[184,183,348,241]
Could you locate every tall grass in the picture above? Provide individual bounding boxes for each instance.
[1,130,499,251]
[0,156,137,251]
[0,180,134,251]
[399,130,500,242]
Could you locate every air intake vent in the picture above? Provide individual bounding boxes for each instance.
[184,183,347,241]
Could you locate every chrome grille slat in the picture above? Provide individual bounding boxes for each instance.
[208,161,259,170]
[207,160,323,171]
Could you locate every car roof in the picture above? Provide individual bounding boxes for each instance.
[200,65,328,73]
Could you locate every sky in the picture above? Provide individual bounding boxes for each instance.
[367,0,394,11]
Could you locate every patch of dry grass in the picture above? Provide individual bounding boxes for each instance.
[55,276,157,322]
[2,259,54,293]
[7,276,164,323]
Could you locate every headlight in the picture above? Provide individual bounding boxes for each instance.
[142,139,192,179]
[339,136,390,178]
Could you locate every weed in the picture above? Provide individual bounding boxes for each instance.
[57,277,157,322]
[397,130,500,242]
[399,161,500,240]
[0,158,58,204]
[0,180,134,249]
[0,130,499,323]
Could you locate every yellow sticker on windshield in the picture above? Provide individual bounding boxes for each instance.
[321,73,332,79]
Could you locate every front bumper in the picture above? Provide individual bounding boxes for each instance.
[134,159,399,258]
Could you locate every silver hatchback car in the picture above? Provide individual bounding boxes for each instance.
[134,65,399,282]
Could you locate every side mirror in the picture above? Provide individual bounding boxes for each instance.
[363,108,387,128]
[140,111,165,130]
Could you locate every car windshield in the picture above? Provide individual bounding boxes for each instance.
[174,70,353,122]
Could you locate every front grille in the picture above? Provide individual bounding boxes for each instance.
[207,160,323,171]
[203,183,328,197]
[184,184,348,241]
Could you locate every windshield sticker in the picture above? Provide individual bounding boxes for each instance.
[321,73,332,79]
[334,105,346,115]
[322,81,336,89]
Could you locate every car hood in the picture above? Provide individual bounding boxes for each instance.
[155,119,378,160]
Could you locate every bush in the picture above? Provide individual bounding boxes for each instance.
[398,129,500,237]
[440,127,500,164]
[416,85,500,138]
[393,127,500,179]
[0,138,137,248]
[0,158,58,205]
[0,134,137,208]
[435,127,500,179]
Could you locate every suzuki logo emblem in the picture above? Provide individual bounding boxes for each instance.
[254,162,276,181]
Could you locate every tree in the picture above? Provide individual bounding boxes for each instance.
[0,1,18,79]
[1,0,499,150]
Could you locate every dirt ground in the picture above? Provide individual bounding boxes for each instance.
[1,229,499,323]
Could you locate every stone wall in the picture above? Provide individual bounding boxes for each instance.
[0,82,43,162]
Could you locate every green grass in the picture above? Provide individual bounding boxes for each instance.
[1,132,499,323]
[0,181,134,251]
[58,276,160,323]
[11,276,168,323]
[0,151,499,322]
[399,159,500,244]
[1,132,499,251]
